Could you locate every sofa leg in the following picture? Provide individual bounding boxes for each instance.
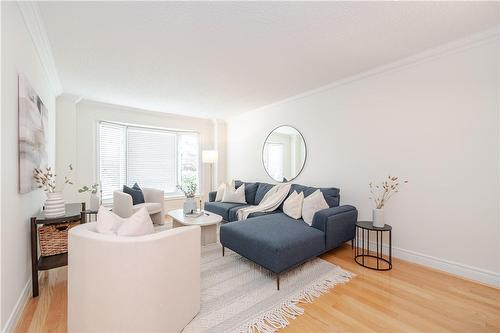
[277,274,280,290]
[222,246,225,257]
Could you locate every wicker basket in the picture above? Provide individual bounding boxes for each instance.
[39,222,80,256]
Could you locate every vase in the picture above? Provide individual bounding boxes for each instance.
[44,192,65,218]
[89,193,100,211]
[183,197,197,215]
[372,208,385,228]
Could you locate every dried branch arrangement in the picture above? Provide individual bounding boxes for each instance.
[33,164,74,193]
[369,175,407,209]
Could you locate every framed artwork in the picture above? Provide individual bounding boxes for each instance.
[18,74,48,194]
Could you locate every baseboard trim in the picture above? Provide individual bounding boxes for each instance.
[364,241,500,288]
[1,279,31,333]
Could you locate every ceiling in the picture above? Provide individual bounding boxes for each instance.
[38,1,500,119]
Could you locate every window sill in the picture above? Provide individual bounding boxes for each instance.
[163,194,202,201]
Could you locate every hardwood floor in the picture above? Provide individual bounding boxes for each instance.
[16,244,499,333]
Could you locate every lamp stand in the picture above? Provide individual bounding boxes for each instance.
[209,163,213,192]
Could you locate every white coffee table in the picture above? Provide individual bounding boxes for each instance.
[168,209,223,246]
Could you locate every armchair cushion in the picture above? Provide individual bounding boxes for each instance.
[132,202,162,215]
[123,185,145,205]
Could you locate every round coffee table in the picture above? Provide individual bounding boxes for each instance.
[168,209,222,246]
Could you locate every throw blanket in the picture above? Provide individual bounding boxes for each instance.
[236,184,291,220]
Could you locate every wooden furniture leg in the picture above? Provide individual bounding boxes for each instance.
[30,217,38,297]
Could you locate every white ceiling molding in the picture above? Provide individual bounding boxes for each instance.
[17,2,62,95]
[244,27,500,117]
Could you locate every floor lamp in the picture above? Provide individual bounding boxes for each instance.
[202,150,218,192]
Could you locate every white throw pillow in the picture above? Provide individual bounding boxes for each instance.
[215,183,227,202]
[116,207,155,236]
[222,184,246,204]
[302,189,329,225]
[283,191,304,220]
[96,206,122,235]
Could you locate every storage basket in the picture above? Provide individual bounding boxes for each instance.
[39,222,80,256]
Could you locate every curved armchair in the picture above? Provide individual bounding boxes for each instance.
[68,223,200,333]
[113,187,165,225]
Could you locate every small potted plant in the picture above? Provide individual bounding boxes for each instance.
[369,175,407,227]
[34,164,73,217]
[78,183,100,211]
[177,176,198,215]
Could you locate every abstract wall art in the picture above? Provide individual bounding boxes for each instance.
[18,74,48,194]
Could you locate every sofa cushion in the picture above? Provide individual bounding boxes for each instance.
[227,205,281,222]
[220,213,325,273]
[234,181,259,205]
[222,184,246,204]
[132,202,162,215]
[228,204,249,222]
[204,201,246,221]
[254,182,274,205]
[290,184,340,207]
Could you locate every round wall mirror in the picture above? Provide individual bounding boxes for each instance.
[262,125,306,182]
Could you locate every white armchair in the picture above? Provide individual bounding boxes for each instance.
[68,223,201,333]
[113,188,165,225]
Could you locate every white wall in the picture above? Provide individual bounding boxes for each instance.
[227,35,500,286]
[56,98,225,209]
[1,2,57,330]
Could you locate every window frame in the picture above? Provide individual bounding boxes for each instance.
[96,120,201,201]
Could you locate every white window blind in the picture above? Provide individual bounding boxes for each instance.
[98,122,200,201]
[99,123,126,200]
[127,127,177,193]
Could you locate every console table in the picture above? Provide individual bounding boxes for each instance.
[31,202,92,297]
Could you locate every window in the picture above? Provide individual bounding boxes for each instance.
[98,121,200,201]
[263,142,284,181]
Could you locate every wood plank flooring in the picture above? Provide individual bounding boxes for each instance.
[16,244,500,333]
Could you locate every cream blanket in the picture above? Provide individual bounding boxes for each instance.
[236,183,291,221]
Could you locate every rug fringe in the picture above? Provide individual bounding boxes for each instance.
[237,268,354,333]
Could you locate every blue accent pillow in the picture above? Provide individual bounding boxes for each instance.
[123,184,145,205]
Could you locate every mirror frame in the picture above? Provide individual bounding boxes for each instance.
[262,125,307,183]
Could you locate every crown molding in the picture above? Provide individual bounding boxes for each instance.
[17,1,62,95]
[243,27,500,116]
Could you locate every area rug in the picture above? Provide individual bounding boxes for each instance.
[183,243,354,333]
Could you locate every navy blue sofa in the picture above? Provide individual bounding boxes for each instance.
[204,180,358,289]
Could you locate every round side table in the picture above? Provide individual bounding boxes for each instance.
[354,221,392,271]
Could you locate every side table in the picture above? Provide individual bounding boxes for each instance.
[354,221,392,271]
[31,202,87,297]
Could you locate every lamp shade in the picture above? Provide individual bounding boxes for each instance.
[202,150,218,163]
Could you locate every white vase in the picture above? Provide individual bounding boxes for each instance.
[89,193,100,211]
[183,197,197,214]
[372,208,385,228]
[44,191,65,217]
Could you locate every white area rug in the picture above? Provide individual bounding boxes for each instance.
[183,243,354,333]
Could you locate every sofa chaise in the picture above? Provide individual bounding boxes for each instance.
[204,180,358,289]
